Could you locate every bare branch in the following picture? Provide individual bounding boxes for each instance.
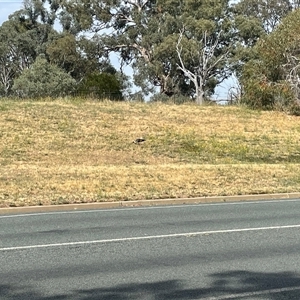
[176,30,196,83]
[283,53,300,99]
[176,26,231,104]
[125,0,150,12]
[107,43,151,63]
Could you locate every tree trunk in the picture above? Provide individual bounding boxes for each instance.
[195,86,204,105]
[158,75,175,97]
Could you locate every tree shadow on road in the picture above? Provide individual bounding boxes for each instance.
[1,270,300,299]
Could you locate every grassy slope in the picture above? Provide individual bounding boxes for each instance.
[1,99,300,207]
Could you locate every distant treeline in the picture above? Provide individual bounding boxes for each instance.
[1,0,300,113]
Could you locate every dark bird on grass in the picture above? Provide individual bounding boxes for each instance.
[133,138,145,144]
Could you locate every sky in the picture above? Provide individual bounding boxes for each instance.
[0,0,233,100]
[0,1,23,25]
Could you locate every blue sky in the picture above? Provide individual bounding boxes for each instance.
[0,1,23,25]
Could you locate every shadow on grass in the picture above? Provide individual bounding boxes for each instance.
[1,270,300,299]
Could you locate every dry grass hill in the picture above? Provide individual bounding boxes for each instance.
[1,99,300,207]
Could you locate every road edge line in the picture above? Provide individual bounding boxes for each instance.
[1,192,300,214]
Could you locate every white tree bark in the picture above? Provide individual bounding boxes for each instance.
[176,29,229,105]
[283,54,300,100]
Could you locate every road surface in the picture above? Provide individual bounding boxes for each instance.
[1,199,300,299]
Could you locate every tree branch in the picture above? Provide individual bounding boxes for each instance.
[125,0,150,12]
[176,30,196,83]
[107,43,151,63]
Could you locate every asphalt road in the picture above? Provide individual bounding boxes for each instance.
[1,199,300,299]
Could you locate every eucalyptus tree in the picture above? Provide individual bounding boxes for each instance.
[19,0,122,81]
[229,0,299,90]
[0,9,58,96]
[21,0,82,33]
[0,25,19,96]
[233,0,293,37]
[172,0,234,104]
[12,55,76,98]
[46,33,102,81]
[59,0,234,101]
[231,0,299,54]
[176,30,232,105]
[62,0,176,95]
[241,9,300,112]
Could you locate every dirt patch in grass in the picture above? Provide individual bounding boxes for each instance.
[1,99,300,207]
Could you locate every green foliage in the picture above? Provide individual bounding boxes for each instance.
[0,1,110,98]
[46,34,99,81]
[233,15,265,47]
[77,72,124,100]
[5,0,300,105]
[0,7,60,96]
[241,9,300,114]
[62,0,233,100]
[12,56,76,98]
[241,75,294,110]
[231,0,296,79]
[233,0,293,35]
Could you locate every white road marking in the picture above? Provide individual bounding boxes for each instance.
[1,224,300,252]
[201,286,300,299]
[1,198,300,219]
